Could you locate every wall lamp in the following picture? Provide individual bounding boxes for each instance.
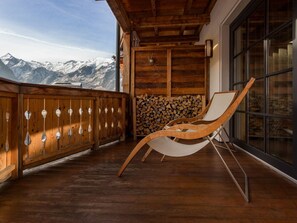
[148,57,155,65]
[205,39,213,58]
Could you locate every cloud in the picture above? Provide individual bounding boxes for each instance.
[0,0,116,63]
[0,29,57,47]
[0,29,112,62]
[40,0,88,23]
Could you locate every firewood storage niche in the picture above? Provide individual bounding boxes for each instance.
[131,46,208,137]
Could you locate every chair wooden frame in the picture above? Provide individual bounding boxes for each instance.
[118,78,255,202]
[141,90,239,162]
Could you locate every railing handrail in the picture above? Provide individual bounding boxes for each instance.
[0,77,129,181]
[0,77,129,97]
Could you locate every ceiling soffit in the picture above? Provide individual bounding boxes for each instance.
[106,0,217,46]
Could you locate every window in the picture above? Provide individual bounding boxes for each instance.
[231,0,295,177]
[0,0,117,91]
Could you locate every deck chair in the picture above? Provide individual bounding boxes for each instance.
[118,77,255,202]
[141,89,238,162]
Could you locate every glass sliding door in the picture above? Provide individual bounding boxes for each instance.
[230,0,295,178]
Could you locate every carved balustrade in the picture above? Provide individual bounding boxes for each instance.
[0,78,128,181]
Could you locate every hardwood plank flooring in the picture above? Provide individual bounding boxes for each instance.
[0,139,297,223]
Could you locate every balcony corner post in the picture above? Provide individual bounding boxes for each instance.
[120,96,126,141]
[92,96,100,150]
[17,93,24,177]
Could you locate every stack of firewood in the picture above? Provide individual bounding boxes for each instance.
[135,94,203,135]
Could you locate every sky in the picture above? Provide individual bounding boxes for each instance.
[0,0,116,62]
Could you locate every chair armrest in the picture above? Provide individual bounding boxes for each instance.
[164,114,204,128]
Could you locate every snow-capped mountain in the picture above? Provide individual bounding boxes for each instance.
[1,53,41,80]
[0,53,116,90]
[0,59,17,81]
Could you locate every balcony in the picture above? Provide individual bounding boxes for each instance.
[1,0,297,222]
[0,76,297,222]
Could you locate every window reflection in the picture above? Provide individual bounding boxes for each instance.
[268,118,293,164]
[234,22,246,55]
[268,27,292,73]
[234,112,246,141]
[234,84,245,111]
[232,0,293,167]
[249,42,264,78]
[269,0,292,32]
[249,79,265,113]
[248,115,265,151]
[248,2,265,46]
[234,53,246,83]
[268,72,293,116]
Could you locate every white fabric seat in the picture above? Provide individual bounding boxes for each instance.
[142,91,237,161]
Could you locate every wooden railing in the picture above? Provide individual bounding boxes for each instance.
[0,78,128,181]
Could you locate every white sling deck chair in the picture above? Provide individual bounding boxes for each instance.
[141,89,238,162]
[118,78,255,202]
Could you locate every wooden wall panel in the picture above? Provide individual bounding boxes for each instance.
[134,49,168,96]
[132,46,208,97]
[171,47,206,96]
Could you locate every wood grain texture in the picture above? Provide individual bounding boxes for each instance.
[107,0,217,46]
[0,96,17,179]
[167,49,172,97]
[21,97,95,169]
[106,0,130,32]
[0,164,15,183]
[133,46,207,96]
[0,78,128,179]
[0,79,19,94]
[122,33,131,94]
[0,139,297,222]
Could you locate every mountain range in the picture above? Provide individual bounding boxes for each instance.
[0,53,116,91]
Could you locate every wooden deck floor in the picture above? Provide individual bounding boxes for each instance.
[1,139,297,223]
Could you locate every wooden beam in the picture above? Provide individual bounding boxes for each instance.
[194,25,203,36]
[180,0,193,35]
[93,97,100,149]
[17,93,23,177]
[151,0,157,16]
[120,97,127,141]
[133,14,210,28]
[132,45,204,52]
[184,0,193,14]
[167,49,172,97]
[131,49,135,98]
[106,0,131,32]
[194,0,217,36]
[140,35,199,44]
[123,33,131,94]
[132,97,137,140]
[205,0,218,13]
[132,31,140,47]
[150,0,159,36]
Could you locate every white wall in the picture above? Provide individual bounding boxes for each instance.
[197,0,250,140]
[198,0,251,97]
